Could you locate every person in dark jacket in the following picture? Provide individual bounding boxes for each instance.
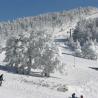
[0,74,3,86]
[72,93,76,98]
[80,95,83,98]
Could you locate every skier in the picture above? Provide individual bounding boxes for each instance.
[0,74,3,86]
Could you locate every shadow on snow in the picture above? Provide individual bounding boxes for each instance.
[0,65,60,79]
[89,67,98,71]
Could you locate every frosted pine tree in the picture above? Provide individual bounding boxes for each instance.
[4,36,18,68]
[4,30,60,75]
[4,34,29,74]
[26,30,47,73]
[68,37,76,50]
[74,40,82,57]
[14,34,29,74]
[41,43,59,77]
[29,30,59,76]
[82,39,97,60]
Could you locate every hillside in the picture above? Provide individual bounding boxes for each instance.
[0,6,98,98]
[0,7,98,47]
[0,43,98,98]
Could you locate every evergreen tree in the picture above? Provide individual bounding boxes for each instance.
[4,30,60,76]
[82,39,97,60]
[74,40,82,57]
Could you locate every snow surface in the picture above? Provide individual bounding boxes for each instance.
[0,37,98,98]
[0,12,98,98]
[0,43,98,98]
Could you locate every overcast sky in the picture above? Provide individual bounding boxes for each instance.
[0,0,98,21]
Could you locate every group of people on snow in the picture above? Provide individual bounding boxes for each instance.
[72,93,83,98]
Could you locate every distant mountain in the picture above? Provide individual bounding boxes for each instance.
[0,7,98,48]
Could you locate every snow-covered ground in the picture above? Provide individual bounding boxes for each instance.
[1,13,98,98]
[0,38,98,98]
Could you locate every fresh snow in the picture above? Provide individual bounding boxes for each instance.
[0,37,98,98]
[1,9,98,98]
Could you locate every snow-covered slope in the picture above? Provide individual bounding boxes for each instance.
[1,7,98,98]
[1,46,98,98]
[0,7,98,48]
[86,12,98,19]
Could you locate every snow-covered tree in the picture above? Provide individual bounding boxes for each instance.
[82,39,97,60]
[26,30,49,73]
[0,7,97,48]
[74,40,82,57]
[4,36,18,67]
[68,37,76,50]
[40,42,59,77]
[4,30,60,76]
[29,30,60,76]
[4,34,29,74]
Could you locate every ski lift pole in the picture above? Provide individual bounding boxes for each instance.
[74,55,75,67]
